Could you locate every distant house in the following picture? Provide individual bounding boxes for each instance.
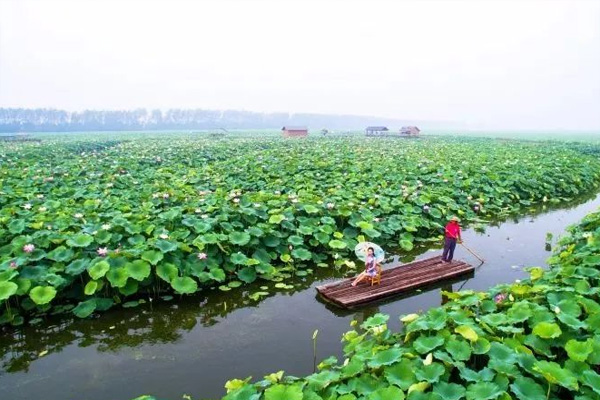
[400,126,420,136]
[365,126,389,136]
[282,126,308,138]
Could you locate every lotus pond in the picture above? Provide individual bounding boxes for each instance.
[2,135,600,397]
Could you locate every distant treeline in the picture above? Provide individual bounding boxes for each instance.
[0,108,436,133]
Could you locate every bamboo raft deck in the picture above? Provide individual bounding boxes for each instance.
[316,256,474,309]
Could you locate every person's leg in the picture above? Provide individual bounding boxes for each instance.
[442,238,450,261]
[352,272,366,286]
[447,239,457,261]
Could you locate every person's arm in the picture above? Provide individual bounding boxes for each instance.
[458,226,462,242]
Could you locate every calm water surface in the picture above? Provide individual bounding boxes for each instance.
[2,194,600,400]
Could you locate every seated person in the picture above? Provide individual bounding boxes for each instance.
[351,247,381,286]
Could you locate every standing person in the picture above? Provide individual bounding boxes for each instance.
[442,216,462,263]
[352,247,380,286]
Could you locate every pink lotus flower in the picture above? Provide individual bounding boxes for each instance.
[23,244,35,253]
[327,203,335,209]
[197,252,207,260]
[162,193,169,199]
[97,247,108,257]
[494,293,506,304]
[10,261,17,269]
[23,203,32,210]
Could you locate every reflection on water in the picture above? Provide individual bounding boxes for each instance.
[1,193,600,400]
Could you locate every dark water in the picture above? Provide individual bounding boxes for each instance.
[2,194,600,400]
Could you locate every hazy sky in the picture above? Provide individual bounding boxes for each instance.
[1,0,599,130]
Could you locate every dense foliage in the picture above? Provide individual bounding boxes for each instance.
[1,136,600,326]
[0,108,407,132]
[177,203,600,400]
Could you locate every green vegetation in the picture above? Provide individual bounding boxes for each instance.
[1,136,600,326]
[181,202,600,400]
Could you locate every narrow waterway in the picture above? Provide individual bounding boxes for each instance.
[1,194,600,400]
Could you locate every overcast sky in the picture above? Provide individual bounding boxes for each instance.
[1,0,599,130]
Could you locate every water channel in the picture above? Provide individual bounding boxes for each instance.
[2,193,600,400]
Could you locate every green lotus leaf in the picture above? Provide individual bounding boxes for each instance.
[455,325,478,342]
[413,334,445,354]
[414,362,445,383]
[361,313,390,329]
[209,268,226,282]
[15,278,32,295]
[297,226,313,236]
[170,276,197,294]
[27,249,46,261]
[268,214,285,224]
[565,339,593,362]
[291,248,312,260]
[198,233,219,244]
[119,279,138,296]
[19,266,46,280]
[88,261,110,280]
[231,252,249,265]
[367,347,403,368]
[582,370,600,395]
[287,235,304,246]
[229,231,251,246]
[532,322,562,339]
[158,209,179,220]
[0,281,18,301]
[533,360,578,390]
[509,376,546,400]
[433,382,466,400]
[369,386,405,400]
[29,286,57,305]
[84,280,99,295]
[263,235,280,247]
[154,239,178,253]
[95,230,112,244]
[306,370,341,390]
[429,208,442,218]
[328,239,347,249]
[66,233,94,247]
[142,250,164,265]
[46,246,75,262]
[446,338,472,361]
[9,219,25,234]
[106,267,129,288]
[247,226,264,237]
[506,301,532,323]
[156,263,178,282]
[400,239,414,251]
[126,260,151,281]
[222,385,258,400]
[264,384,303,400]
[237,266,257,283]
[73,299,97,318]
[465,382,502,400]
[303,205,319,214]
[66,259,90,276]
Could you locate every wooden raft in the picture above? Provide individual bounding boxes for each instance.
[316,256,474,309]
